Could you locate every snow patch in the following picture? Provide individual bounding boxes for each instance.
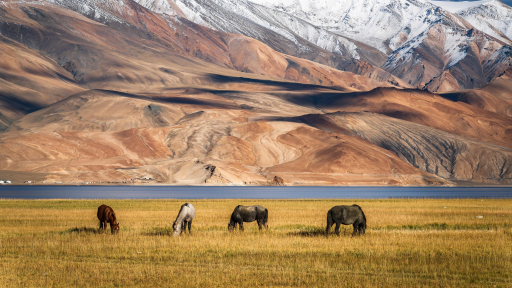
[429,0,492,13]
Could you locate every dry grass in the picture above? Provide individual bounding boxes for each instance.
[0,199,511,287]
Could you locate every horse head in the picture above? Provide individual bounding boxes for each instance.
[112,222,120,234]
[172,220,182,235]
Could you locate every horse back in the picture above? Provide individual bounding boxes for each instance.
[329,205,365,225]
[97,204,116,223]
[236,205,267,222]
[178,203,195,220]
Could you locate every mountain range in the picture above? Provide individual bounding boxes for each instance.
[0,0,511,185]
[170,0,512,91]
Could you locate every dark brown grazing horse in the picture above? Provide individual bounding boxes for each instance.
[97,204,120,234]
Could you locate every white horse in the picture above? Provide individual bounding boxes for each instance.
[172,203,196,235]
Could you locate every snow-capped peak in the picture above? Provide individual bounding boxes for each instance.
[247,0,436,53]
[428,0,493,13]
[133,0,185,17]
[456,0,512,42]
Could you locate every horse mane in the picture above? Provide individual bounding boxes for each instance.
[175,203,189,223]
[178,203,187,214]
[351,204,366,224]
[108,208,117,223]
[229,205,243,221]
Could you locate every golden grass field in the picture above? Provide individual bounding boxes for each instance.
[0,198,511,287]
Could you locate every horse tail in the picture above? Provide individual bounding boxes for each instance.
[97,204,106,220]
[327,210,333,225]
[362,211,367,230]
[264,208,268,224]
[326,210,333,237]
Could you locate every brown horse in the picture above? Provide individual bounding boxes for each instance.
[97,204,120,234]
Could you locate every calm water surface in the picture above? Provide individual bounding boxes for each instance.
[0,186,511,199]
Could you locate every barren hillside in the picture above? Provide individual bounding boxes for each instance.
[0,0,511,185]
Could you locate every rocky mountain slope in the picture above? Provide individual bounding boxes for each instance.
[440,69,512,116]
[0,0,396,123]
[456,0,512,42]
[135,0,407,87]
[269,111,512,182]
[0,0,511,185]
[167,0,512,91]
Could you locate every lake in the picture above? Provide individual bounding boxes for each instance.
[0,186,511,199]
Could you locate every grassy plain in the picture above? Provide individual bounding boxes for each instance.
[0,198,511,287]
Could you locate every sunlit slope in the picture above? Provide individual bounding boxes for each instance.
[0,0,510,185]
[0,89,446,185]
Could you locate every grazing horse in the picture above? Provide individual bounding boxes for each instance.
[326,204,366,238]
[228,205,268,231]
[172,203,196,236]
[97,204,120,234]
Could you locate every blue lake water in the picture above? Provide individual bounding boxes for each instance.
[0,186,511,199]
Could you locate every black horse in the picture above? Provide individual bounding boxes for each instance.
[326,204,366,237]
[228,205,268,231]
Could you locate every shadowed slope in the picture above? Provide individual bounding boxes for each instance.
[266,112,512,184]
[0,0,510,186]
[0,34,83,129]
[0,0,393,93]
[0,87,447,185]
[440,70,512,117]
[313,87,512,149]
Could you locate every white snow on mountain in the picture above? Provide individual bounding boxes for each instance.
[429,0,492,13]
[175,0,366,59]
[134,0,181,16]
[45,0,129,23]
[444,28,471,68]
[246,0,512,84]
[248,0,436,53]
[140,0,512,70]
[247,0,512,51]
[42,0,512,90]
[457,0,512,42]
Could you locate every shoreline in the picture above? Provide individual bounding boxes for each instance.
[0,186,511,200]
[1,183,512,187]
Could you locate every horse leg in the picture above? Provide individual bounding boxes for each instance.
[335,222,341,237]
[352,221,360,236]
[257,220,263,230]
[103,221,108,233]
[188,220,192,234]
[239,221,244,231]
[99,221,103,231]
